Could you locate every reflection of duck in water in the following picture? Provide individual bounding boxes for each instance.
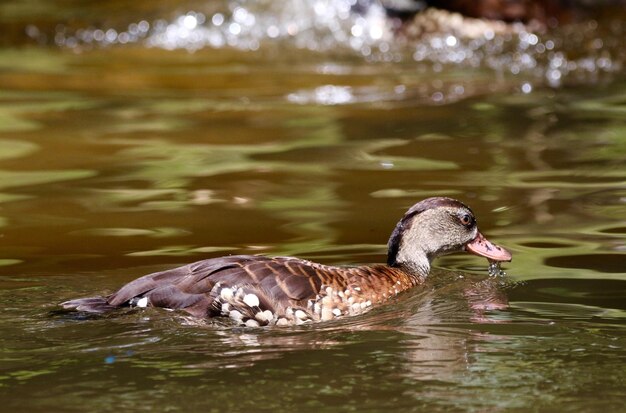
[62,197,511,326]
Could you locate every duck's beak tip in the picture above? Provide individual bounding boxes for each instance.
[465,231,512,262]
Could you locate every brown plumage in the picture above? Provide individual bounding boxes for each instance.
[61,197,512,326]
[425,0,575,23]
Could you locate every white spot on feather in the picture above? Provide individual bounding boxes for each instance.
[136,297,149,308]
[332,308,341,317]
[243,293,259,308]
[220,288,234,300]
[295,310,307,320]
[255,310,273,323]
[229,310,243,321]
[245,319,260,327]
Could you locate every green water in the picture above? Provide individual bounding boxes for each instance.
[0,2,625,412]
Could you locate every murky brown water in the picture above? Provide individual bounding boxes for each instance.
[0,1,625,412]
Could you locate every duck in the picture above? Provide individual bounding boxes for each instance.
[421,0,574,23]
[61,197,512,326]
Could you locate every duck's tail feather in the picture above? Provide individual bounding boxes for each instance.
[60,296,117,313]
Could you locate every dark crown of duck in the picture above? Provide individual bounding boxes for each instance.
[61,197,511,326]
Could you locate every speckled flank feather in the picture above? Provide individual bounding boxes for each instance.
[61,255,422,326]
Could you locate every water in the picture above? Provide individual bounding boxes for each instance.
[487,259,505,277]
[0,1,625,412]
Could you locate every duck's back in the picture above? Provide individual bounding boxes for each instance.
[62,255,417,326]
[63,255,337,325]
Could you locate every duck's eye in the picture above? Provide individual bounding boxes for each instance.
[460,214,474,227]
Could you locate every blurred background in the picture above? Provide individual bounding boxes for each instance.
[0,1,624,412]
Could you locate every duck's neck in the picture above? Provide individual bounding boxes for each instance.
[388,213,440,279]
[397,261,430,281]
[393,248,432,279]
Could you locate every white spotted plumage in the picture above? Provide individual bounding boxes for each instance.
[255,310,273,323]
[243,293,260,308]
[210,274,379,328]
[220,287,234,300]
[229,309,243,322]
[136,297,149,308]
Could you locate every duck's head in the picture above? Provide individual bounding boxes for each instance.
[387,197,512,275]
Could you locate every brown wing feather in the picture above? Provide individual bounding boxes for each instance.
[63,255,348,317]
[107,256,245,306]
[209,257,327,304]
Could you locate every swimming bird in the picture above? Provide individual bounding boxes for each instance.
[61,197,512,326]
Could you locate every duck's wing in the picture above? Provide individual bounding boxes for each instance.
[105,255,246,307]
[61,255,337,317]
[60,256,243,314]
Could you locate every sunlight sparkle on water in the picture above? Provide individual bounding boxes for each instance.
[287,85,354,105]
[31,0,624,87]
